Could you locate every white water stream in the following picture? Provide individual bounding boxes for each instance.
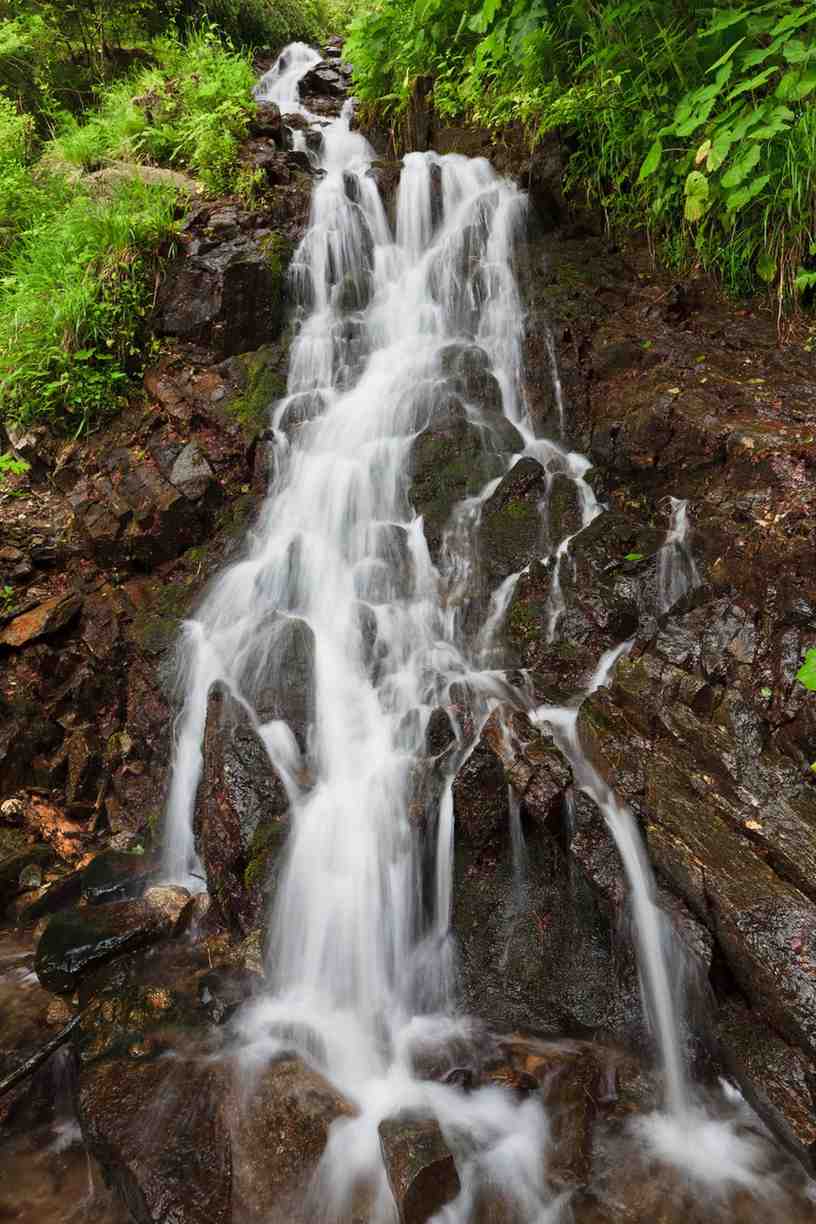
[159,44,771,1219]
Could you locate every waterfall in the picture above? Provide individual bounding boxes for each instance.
[160,43,714,1216]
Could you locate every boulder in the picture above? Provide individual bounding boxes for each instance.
[228,1056,357,1222]
[81,849,157,906]
[409,394,520,559]
[78,1054,231,1224]
[379,1116,460,1223]
[35,886,190,993]
[155,233,288,358]
[195,684,289,935]
[0,592,83,649]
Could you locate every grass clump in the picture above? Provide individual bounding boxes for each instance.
[347,0,816,313]
[0,179,178,434]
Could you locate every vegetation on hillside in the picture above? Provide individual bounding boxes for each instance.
[347,0,816,310]
[0,1,337,436]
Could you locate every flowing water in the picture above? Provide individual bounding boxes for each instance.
[160,45,801,1219]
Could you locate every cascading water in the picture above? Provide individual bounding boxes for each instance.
[160,43,771,1218]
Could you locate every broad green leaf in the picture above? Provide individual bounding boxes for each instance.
[757,251,776,282]
[795,648,816,691]
[701,8,748,37]
[724,173,770,211]
[771,8,816,37]
[740,32,786,68]
[706,36,746,73]
[624,552,645,562]
[721,141,760,187]
[707,131,734,170]
[783,38,812,63]
[695,139,712,165]
[726,65,777,99]
[795,268,816,294]
[638,138,663,181]
[684,170,709,221]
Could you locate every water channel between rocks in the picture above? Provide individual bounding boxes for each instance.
[139,41,816,1223]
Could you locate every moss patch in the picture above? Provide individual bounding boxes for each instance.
[243,818,287,891]
[225,342,289,440]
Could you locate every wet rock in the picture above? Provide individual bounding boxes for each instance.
[62,726,102,806]
[299,62,347,100]
[497,1036,601,1184]
[251,613,316,739]
[78,1054,231,1224]
[379,1115,460,1223]
[155,232,288,359]
[409,395,518,559]
[35,887,189,993]
[16,867,85,926]
[452,736,509,853]
[439,343,503,415]
[250,101,283,141]
[0,846,54,912]
[481,706,572,829]
[228,1056,357,1222]
[197,966,258,1024]
[716,998,816,1171]
[82,850,156,906]
[195,684,289,935]
[0,592,83,649]
[478,457,547,584]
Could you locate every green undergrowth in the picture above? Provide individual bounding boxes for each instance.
[52,31,257,194]
[0,176,178,433]
[347,0,816,311]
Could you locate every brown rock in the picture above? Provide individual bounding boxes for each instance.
[228,1056,357,1222]
[0,592,83,648]
[78,1055,231,1224]
[379,1115,460,1223]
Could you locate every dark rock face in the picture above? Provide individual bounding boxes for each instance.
[195,684,289,936]
[35,886,189,993]
[82,850,157,906]
[155,235,287,358]
[409,394,522,559]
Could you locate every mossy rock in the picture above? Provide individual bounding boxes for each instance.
[130,576,198,656]
[224,341,290,440]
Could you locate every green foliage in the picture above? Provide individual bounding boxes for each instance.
[53,30,256,192]
[796,648,816,692]
[0,179,178,433]
[348,0,816,309]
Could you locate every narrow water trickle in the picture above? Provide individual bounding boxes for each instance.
[160,42,729,1218]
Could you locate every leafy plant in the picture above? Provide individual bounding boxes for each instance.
[796,648,816,691]
[348,0,816,311]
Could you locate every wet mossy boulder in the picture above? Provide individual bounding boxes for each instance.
[82,849,157,906]
[195,684,289,936]
[478,456,547,584]
[35,886,190,994]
